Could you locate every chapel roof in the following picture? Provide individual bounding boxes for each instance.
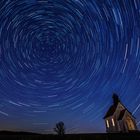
[103,93,135,119]
[103,103,118,119]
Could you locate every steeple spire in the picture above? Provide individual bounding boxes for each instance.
[112,93,120,105]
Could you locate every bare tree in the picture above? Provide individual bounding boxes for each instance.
[54,121,65,136]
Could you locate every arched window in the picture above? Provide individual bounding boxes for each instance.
[112,118,115,126]
[126,117,135,130]
[106,120,109,128]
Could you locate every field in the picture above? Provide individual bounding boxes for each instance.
[0,131,140,140]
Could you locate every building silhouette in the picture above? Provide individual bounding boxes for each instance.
[104,93,137,133]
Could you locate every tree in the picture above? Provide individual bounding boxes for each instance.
[54,121,65,136]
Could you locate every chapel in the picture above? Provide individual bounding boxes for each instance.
[104,93,137,133]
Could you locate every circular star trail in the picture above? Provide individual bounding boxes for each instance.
[0,0,140,133]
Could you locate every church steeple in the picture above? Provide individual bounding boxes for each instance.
[112,93,120,105]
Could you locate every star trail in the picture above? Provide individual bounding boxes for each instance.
[0,0,140,133]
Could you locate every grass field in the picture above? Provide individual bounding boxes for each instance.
[0,131,140,140]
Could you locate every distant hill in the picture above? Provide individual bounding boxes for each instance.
[0,130,40,135]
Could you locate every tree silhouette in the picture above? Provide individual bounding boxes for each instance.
[54,121,65,136]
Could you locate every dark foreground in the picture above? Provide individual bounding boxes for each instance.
[0,131,140,140]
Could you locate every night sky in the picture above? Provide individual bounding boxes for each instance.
[0,0,140,134]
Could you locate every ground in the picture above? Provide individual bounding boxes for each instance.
[0,131,140,140]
